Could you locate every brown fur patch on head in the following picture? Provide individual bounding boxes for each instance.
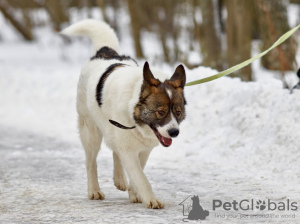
[163,83,186,123]
[134,82,172,126]
[143,61,161,87]
[164,64,187,113]
[167,64,186,88]
[134,63,187,128]
[164,64,186,105]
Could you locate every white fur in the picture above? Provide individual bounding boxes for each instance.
[166,89,172,99]
[61,20,171,208]
[157,114,179,138]
[60,19,119,53]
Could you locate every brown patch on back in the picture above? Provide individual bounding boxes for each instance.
[91,46,138,65]
[93,47,119,59]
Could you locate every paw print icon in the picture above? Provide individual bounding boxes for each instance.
[256,200,266,210]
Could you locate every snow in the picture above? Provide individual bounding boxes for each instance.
[1,8,300,224]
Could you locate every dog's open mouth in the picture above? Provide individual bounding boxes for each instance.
[151,126,172,147]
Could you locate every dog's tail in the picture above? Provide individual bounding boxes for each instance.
[60,19,119,52]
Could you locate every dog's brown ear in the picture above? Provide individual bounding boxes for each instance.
[169,64,186,89]
[143,61,160,86]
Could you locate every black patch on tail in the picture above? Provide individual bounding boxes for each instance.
[297,68,300,78]
[96,63,126,106]
[91,46,137,65]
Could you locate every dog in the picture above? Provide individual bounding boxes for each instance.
[61,19,187,209]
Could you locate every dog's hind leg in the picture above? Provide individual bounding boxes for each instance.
[113,152,128,191]
[79,116,105,200]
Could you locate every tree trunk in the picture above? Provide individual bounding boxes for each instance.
[96,0,109,23]
[153,0,176,63]
[226,0,253,81]
[127,0,144,58]
[198,0,223,71]
[257,0,297,71]
[0,0,33,41]
[44,0,69,31]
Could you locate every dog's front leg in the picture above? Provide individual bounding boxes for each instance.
[128,150,151,203]
[113,152,128,191]
[119,151,164,209]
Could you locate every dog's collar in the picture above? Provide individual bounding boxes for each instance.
[109,119,136,129]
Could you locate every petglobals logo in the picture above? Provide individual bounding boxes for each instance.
[179,195,210,222]
[212,199,298,211]
[179,196,298,222]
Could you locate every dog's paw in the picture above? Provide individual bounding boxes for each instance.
[128,189,142,203]
[114,177,128,191]
[145,198,164,209]
[88,190,105,200]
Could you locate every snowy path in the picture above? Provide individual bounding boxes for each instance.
[1,14,300,223]
[1,125,300,224]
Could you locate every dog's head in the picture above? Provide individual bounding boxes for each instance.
[134,62,186,147]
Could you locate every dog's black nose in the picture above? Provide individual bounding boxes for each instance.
[168,128,179,137]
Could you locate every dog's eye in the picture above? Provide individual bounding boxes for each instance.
[173,106,182,117]
[158,110,166,116]
[156,109,167,119]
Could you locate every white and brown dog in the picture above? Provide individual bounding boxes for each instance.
[61,19,186,209]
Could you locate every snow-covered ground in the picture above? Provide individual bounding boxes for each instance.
[1,7,300,224]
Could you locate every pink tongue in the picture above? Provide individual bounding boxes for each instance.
[162,136,172,146]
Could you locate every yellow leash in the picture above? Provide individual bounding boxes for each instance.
[185,24,300,86]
